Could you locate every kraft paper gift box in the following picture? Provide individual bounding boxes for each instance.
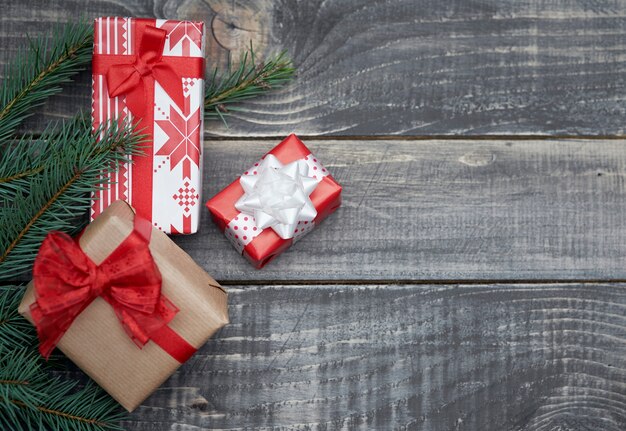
[19,201,229,412]
[206,134,342,268]
[90,17,205,234]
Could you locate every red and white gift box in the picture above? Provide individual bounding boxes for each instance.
[90,17,205,234]
[206,134,342,268]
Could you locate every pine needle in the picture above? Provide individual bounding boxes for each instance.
[0,122,63,201]
[0,285,34,355]
[0,116,143,281]
[0,349,48,425]
[0,21,92,143]
[14,380,125,431]
[204,46,295,125]
[0,351,125,431]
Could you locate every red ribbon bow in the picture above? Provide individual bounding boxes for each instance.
[30,216,178,359]
[102,25,185,117]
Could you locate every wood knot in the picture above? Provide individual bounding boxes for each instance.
[210,2,270,57]
[189,396,210,412]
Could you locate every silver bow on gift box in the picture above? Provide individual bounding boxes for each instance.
[235,154,318,239]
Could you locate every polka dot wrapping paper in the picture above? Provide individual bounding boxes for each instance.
[206,134,342,268]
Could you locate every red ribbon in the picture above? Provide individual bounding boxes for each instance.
[31,215,196,363]
[93,24,203,118]
[92,19,204,222]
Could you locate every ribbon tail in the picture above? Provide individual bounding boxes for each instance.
[153,65,186,110]
[38,336,56,360]
[30,303,77,360]
[34,316,57,359]
[124,83,148,118]
[105,293,178,349]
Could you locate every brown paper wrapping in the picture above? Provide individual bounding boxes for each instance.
[18,201,229,412]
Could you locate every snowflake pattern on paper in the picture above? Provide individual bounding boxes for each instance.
[160,20,203,56]
[172,181,199,214]
[155,107,201,180]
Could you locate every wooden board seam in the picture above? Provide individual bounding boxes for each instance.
[217,279,626,286]
[17,133,626,141]
[206,134,626,141]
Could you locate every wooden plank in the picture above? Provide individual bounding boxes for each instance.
[2,0,626,136]
[174,138,626,281]
[102,282,625,430]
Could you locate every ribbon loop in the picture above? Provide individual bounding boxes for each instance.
[30,216,177,359]
[137,25,166,65]
[104,25,185,117]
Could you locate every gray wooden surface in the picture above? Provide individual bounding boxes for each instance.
[2,0,626,136]
[2,0,626,430]
[118,283,624,431]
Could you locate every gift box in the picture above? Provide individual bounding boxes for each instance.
[206,134,342,268]
[90,17,206,234]
[19,201,228,412]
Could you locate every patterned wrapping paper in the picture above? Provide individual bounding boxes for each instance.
[91,17,205,234]
[206,134,342,268]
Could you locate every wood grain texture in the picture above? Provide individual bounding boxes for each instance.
[3,2,626,430]
[79,282,625,430]
[175,138,626,281]
[2,0,626,136]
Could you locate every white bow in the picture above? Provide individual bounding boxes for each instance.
[235,155,318,239]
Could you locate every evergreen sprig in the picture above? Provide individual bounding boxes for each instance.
[0,21,92,143]
[0,116,142,281]
[11,380,125,431]
[205,47,295,124]
[0,349,48,421]
[1,353,125,431]
[0,124,61,201]
[0,286,34,355]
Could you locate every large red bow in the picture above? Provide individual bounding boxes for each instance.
[98,25,190,117]
[30,217,178,359]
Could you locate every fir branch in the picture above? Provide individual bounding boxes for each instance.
[205,47,294,124]
[0,131,52,201]
[0,349,47,427]
[10,381,125,431]
[0,286,34,355]
[0,349,46,406]
[0,116,143,281]
[0,21,92,143]
[0,350,124,431]
[0,138,45,183]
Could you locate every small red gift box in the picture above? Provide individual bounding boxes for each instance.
[206,134,342,268]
